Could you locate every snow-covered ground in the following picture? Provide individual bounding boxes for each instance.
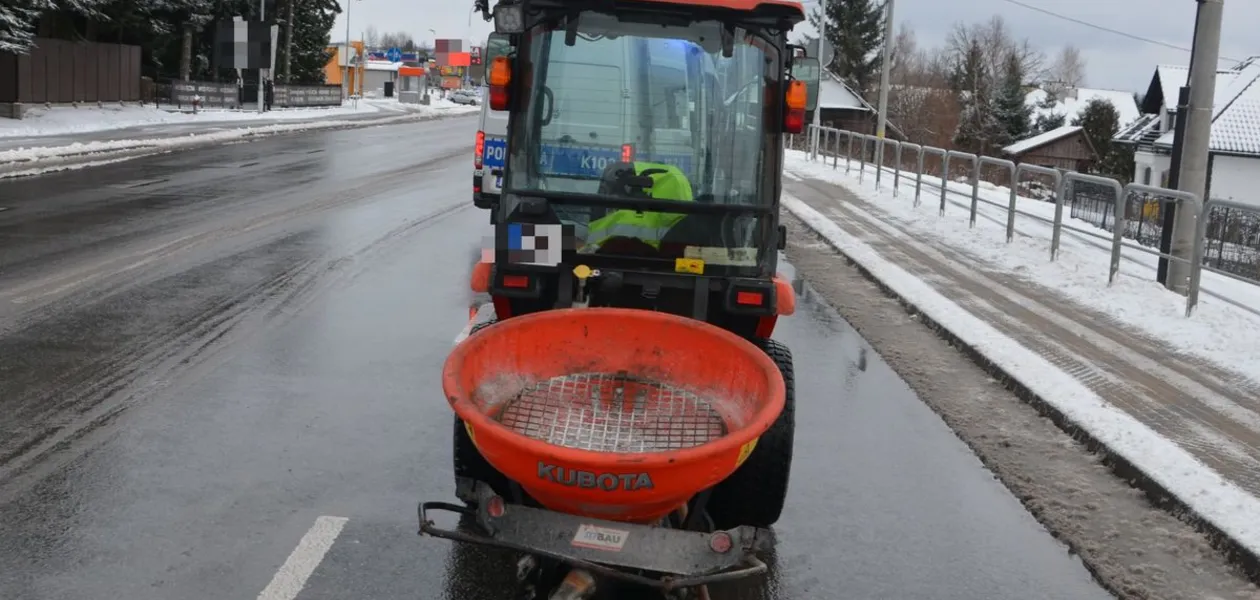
[783,148,1260,561]
[786,150,1260,381]
[0,97,474,140]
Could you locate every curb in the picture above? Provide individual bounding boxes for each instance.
[0,110,477,180]
[782,196,1260,585]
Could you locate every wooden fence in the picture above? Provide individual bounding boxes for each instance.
[0,38,142,113]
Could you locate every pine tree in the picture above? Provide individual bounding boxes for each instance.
[950,39,1000,153]
[0,3,40,54]
[991,51,1032,147]
[285,0,338,84]
[808,0,884,94]
[1032,110,1066,135]
[1072,98,1132,180]
[0,0,112,54]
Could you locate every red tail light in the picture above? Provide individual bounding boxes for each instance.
[475,130,485,169]
[736,291,764,306]
[784,80,807,134]
[621,144,634,162]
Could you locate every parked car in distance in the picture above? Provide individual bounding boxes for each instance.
[450,90,479,105]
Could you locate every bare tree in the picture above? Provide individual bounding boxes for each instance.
[364,25,381,48]
[1046,45,1087,95]
[947,15,1044,89]
[379,31,416,50]
[886,25,961,147]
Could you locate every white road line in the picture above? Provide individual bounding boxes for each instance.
[256,515,349,600]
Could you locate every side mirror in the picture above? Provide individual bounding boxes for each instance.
[484,32,513,85]
[493,4,524,34]
[791,56,820,112]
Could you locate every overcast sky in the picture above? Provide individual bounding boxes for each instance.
[333,0,1257,92]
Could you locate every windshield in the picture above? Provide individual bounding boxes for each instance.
[503,12,780,265]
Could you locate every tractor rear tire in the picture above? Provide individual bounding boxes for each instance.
[452,319,512,500]
[706,338,796,530]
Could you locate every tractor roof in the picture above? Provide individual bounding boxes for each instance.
[616,0,806,22]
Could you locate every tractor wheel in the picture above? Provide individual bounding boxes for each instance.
[706,338,796,530]
[452,320,512,500]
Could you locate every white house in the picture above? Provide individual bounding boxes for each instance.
[1114,57,1260,208]
[1025,86,1142,128]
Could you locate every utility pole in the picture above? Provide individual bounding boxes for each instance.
[874,0,895,170]
[257,0,266,113]
[1167,0,1223,294]
[810,0,826,153]
[344,0,353,99]
[284,0,294,84]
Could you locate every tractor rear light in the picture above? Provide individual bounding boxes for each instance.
[475,130,485,168]
[486,495,506,518]
[736,291,764,306]
[784,80,807,134]
[489,56,512,111]
[708,531,733,553]
[621,144,634,162]
[503,274,529,288]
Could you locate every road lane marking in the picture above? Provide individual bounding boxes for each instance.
[256,515,349,600]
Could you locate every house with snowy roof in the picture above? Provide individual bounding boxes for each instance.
[1001,124,1099,172]
[812,71,906,141]
[1113,57,1260,208]
[1025,86,1142,129]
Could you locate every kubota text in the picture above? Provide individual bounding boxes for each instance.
[537,462,654,491]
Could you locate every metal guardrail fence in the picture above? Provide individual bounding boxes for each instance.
[796,124,1260,317]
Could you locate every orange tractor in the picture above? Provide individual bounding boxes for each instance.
[422,0,819,597]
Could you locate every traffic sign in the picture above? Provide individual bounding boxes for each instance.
[386,47,403,62]
[806,37,834,69]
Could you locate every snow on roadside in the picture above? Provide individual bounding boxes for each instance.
[0,97,473,140]
[781,192,1260,568]
[0,100,378,139]
[0,102,478,170]
[785,150,1260,386]
[793,152,1260,307]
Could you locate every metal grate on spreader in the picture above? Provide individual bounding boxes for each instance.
[495,372,728,453]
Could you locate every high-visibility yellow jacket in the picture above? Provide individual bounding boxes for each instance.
[585,162,694,251]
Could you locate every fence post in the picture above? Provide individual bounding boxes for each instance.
[893,141,903,196]
[845,133,854,173]
[1059,173,1124,279]
[940,153,950,215]
[1122,182,1201,296]
[875,139,884,190]
[832,130,841,168]
[975,156,1015,229]
[1188,198,1213,316]
[1013,164,1062,244]
[859,135,868,184]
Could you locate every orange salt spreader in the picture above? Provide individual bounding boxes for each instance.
[420,308,788,598]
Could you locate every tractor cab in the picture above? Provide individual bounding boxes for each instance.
[475,0,820,341]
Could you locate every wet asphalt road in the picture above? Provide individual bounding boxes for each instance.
[0,116,1112,600]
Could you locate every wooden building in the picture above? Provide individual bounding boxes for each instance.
[812,71,905,141]
[1001,125,1099,172]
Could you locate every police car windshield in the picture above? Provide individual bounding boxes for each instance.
[505,13,776,207]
